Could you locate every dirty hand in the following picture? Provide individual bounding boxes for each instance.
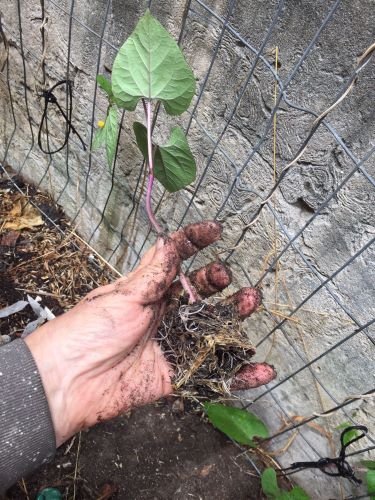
[25,221,274,447]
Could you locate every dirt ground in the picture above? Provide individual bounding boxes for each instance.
[6,401,264,499]
[0,175,266,499]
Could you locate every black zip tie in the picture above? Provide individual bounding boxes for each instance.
[37,79,86,154]
[280,425,368,485]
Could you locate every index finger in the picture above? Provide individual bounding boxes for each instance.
[171,221,222,260]
[138,220,222,269]
[119,221,223,304]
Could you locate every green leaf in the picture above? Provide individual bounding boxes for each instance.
[96,74,112,97]
[335,422,360,446]
[112,9,195,115]
[204,403,268,447]
[92,125,106,150]
[133,121,148,157]
[260,468,310,500]
[261,469,310,500]
[261,468,281,499]
[362,460,375,470]
[335,421,351,430]
[113,96,130,108]
[92,106,119,170]
[133,122,196,192]
[366,470,375,500]
[335,422,351,431]
[96,75,129,108]
[105,106,119,169]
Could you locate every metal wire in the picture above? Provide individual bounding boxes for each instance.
[0,0,374,495]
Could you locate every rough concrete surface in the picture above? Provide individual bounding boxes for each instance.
[0,0,374,498]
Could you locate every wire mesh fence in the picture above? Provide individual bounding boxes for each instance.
[0,0,374,497]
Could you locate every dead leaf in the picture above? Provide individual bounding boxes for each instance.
[0,230,20,247]
[3,195,43,230]
[9,197,22,217]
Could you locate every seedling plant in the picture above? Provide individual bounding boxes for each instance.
[93,9,197,302]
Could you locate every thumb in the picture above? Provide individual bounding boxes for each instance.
[124,236,180,304]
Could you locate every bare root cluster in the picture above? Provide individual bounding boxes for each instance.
[157,299,256,399]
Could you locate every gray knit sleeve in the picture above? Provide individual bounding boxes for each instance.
[0,339,56,492]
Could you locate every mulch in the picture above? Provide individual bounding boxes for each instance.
[0,175,115,338]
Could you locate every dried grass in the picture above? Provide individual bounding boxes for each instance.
[0,176,114,334]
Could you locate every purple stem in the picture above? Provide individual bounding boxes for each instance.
[145,100,162,234]
[179,272,200,304]
[144,99,198,304]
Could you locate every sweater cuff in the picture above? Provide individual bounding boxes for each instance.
[0,339,56,492]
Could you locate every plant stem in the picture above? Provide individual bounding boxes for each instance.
[144,99,198,304]
[145,99,162,234]
[179,272,199,304]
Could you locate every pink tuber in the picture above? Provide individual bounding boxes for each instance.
[230,363,276,391]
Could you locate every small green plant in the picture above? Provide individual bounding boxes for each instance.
[261,468,310,500]
[93,9,197,300]
[361,460,375,500]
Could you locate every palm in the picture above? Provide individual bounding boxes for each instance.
[48,289,171,429]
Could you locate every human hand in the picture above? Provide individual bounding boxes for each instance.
[25,221,275,447]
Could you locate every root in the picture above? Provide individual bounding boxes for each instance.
[157,298,256,398]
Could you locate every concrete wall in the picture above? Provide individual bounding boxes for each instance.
[0,0,374,497]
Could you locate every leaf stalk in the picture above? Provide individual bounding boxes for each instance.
[144,99,198,304]
[145,99,162,234]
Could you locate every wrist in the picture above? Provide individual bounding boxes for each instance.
[24,321,78,447]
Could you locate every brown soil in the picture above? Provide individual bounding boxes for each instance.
[6,402,264,499]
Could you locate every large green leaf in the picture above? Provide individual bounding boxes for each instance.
[367,470,375,500]
[204,403,269,447]
[92,106,119,170]
[133,122,196,192]
[112,10,195,115]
